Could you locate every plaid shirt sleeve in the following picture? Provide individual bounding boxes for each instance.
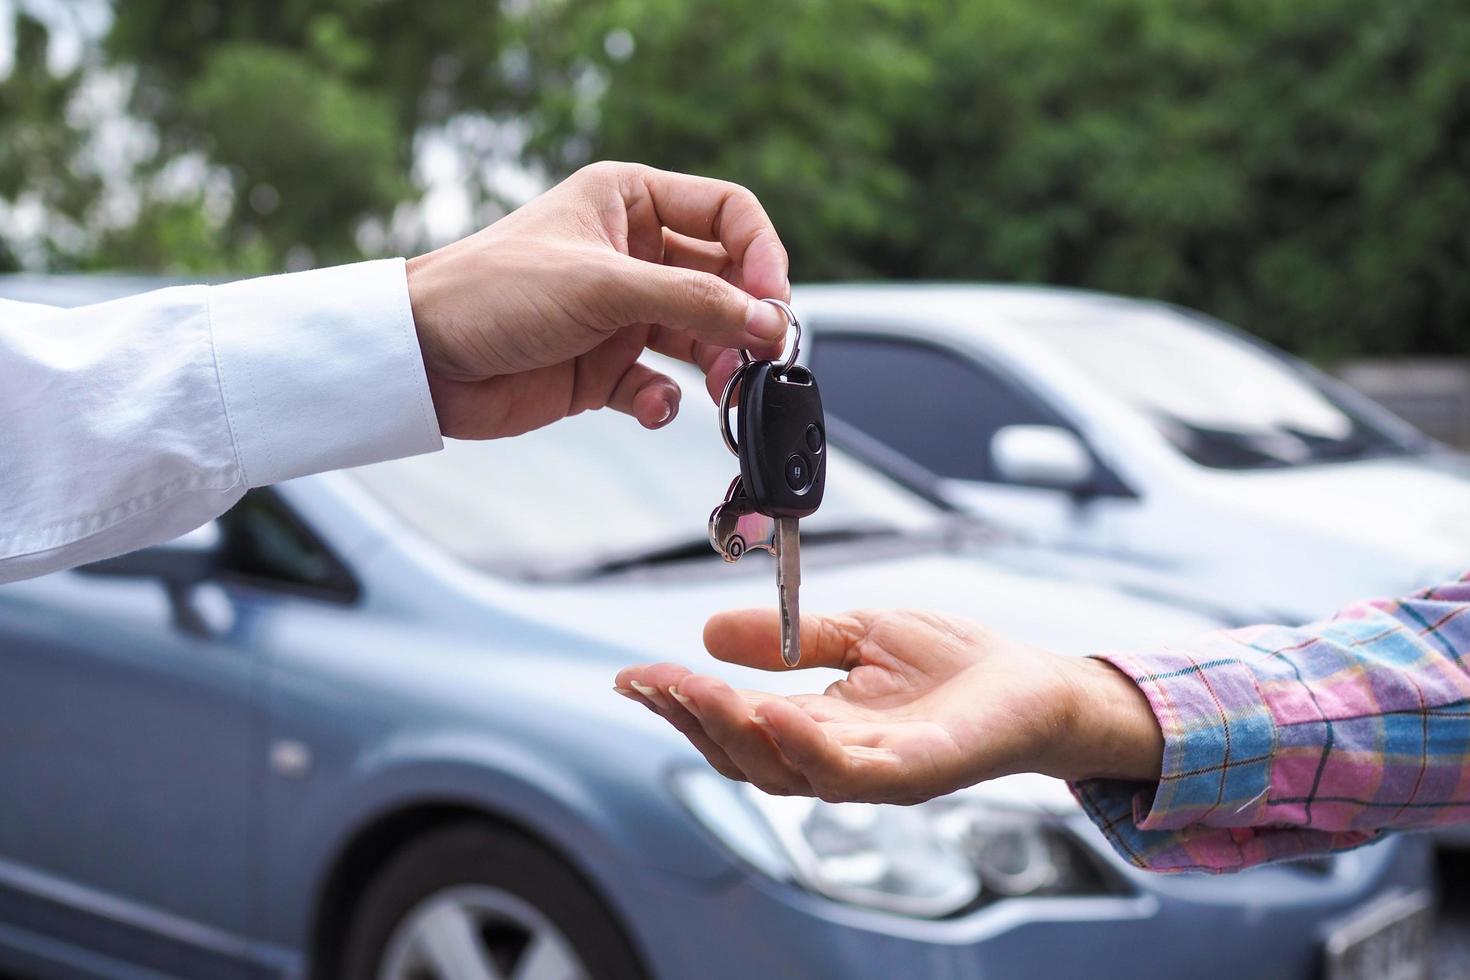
[1069,570,1470,874]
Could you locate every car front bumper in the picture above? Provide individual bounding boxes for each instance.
[599,828,1435,980]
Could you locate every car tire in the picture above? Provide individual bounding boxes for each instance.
[339,821,646,980]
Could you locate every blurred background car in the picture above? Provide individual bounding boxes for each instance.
[0,277,1436,980]
[797,284,1470,622]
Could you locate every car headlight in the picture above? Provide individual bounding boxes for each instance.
[672,769,1119,918]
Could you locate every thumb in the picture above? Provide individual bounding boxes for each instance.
[611,255,789,351]
[704,608,868,672]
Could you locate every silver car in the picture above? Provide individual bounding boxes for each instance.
[794,283,1470,622]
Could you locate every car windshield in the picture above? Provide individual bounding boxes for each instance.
[1016,304,1422,469]
[349,363,945,577]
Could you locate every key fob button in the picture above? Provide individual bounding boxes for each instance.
[785,454,812,491]
[805,423,823,453]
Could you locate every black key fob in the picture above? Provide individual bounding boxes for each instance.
[738,360,826,519]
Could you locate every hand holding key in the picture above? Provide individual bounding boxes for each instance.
[616,609,1165,805]
[406,161,789,439]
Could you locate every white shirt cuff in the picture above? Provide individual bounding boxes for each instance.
[207,258,443,487]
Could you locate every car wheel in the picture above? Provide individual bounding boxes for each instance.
[339,822,646,980]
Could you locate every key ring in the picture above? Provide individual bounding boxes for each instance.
[720,298,802,456]
[740,298,802,372]
[718,367,745,456]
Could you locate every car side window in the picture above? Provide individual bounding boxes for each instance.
[810,334,1069,483]
[217,489,359,602]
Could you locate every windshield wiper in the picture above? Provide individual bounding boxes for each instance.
[555,523,917,580]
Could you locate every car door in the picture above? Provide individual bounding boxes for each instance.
[0,489,355,979]
[809,332,1130,549]
[0,542,260,977]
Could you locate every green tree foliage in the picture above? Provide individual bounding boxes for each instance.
[99,0,514,269]
[2,0,1465,357]
[0,12,102,270]
[181,43,406,265]
[514,0,931,278]
[517,0,1470,358]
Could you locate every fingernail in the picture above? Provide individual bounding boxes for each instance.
[751,713,781,744]
[669,686,699,716]
[745,299,787,341]
[613,685,638,699]
[655,402,674,426]
[630,681,671,710]
[845,746,903,764]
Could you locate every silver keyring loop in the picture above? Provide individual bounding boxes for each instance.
[718,361,746,456]
[740,298,802,373]
[722,298,802,456]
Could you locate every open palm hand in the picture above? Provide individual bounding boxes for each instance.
[617,609,1160,805]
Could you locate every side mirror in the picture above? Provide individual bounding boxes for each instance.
[990,425,1094,493]
[78,522,224,635]
[81,521,222,587]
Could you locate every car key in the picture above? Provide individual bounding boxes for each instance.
[709,475,776,562]
[708,473,806,666]
[709,299,825,666]
[738,356,825,666]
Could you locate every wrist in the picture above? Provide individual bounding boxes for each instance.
[1054,656,1164,783]
[405,250,449,379]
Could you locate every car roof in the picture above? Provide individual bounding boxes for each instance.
[1,274,1170,323]
[792,281,1174,326]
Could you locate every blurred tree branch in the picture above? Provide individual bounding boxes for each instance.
[0,12,102,271]
[1,0,1466,358]
[512,0,1470,359]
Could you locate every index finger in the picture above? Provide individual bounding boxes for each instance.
[703,609,875,672]
[625,168,790,303]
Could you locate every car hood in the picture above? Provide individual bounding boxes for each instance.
[506,546,1224,693]
[1197,452,1470,578]
[455,546,1222,814]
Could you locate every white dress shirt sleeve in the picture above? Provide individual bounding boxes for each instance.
[0,258,442,583]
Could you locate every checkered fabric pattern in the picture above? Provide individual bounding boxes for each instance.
[1071,570,1470,873]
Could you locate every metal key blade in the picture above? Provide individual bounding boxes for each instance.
[775,517,801,666]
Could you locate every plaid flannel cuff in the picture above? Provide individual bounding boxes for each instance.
[1068,642,1288,872]
[1070,778,1381,873]
[1069,777,1237,872]
[1092,644,1278,829]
